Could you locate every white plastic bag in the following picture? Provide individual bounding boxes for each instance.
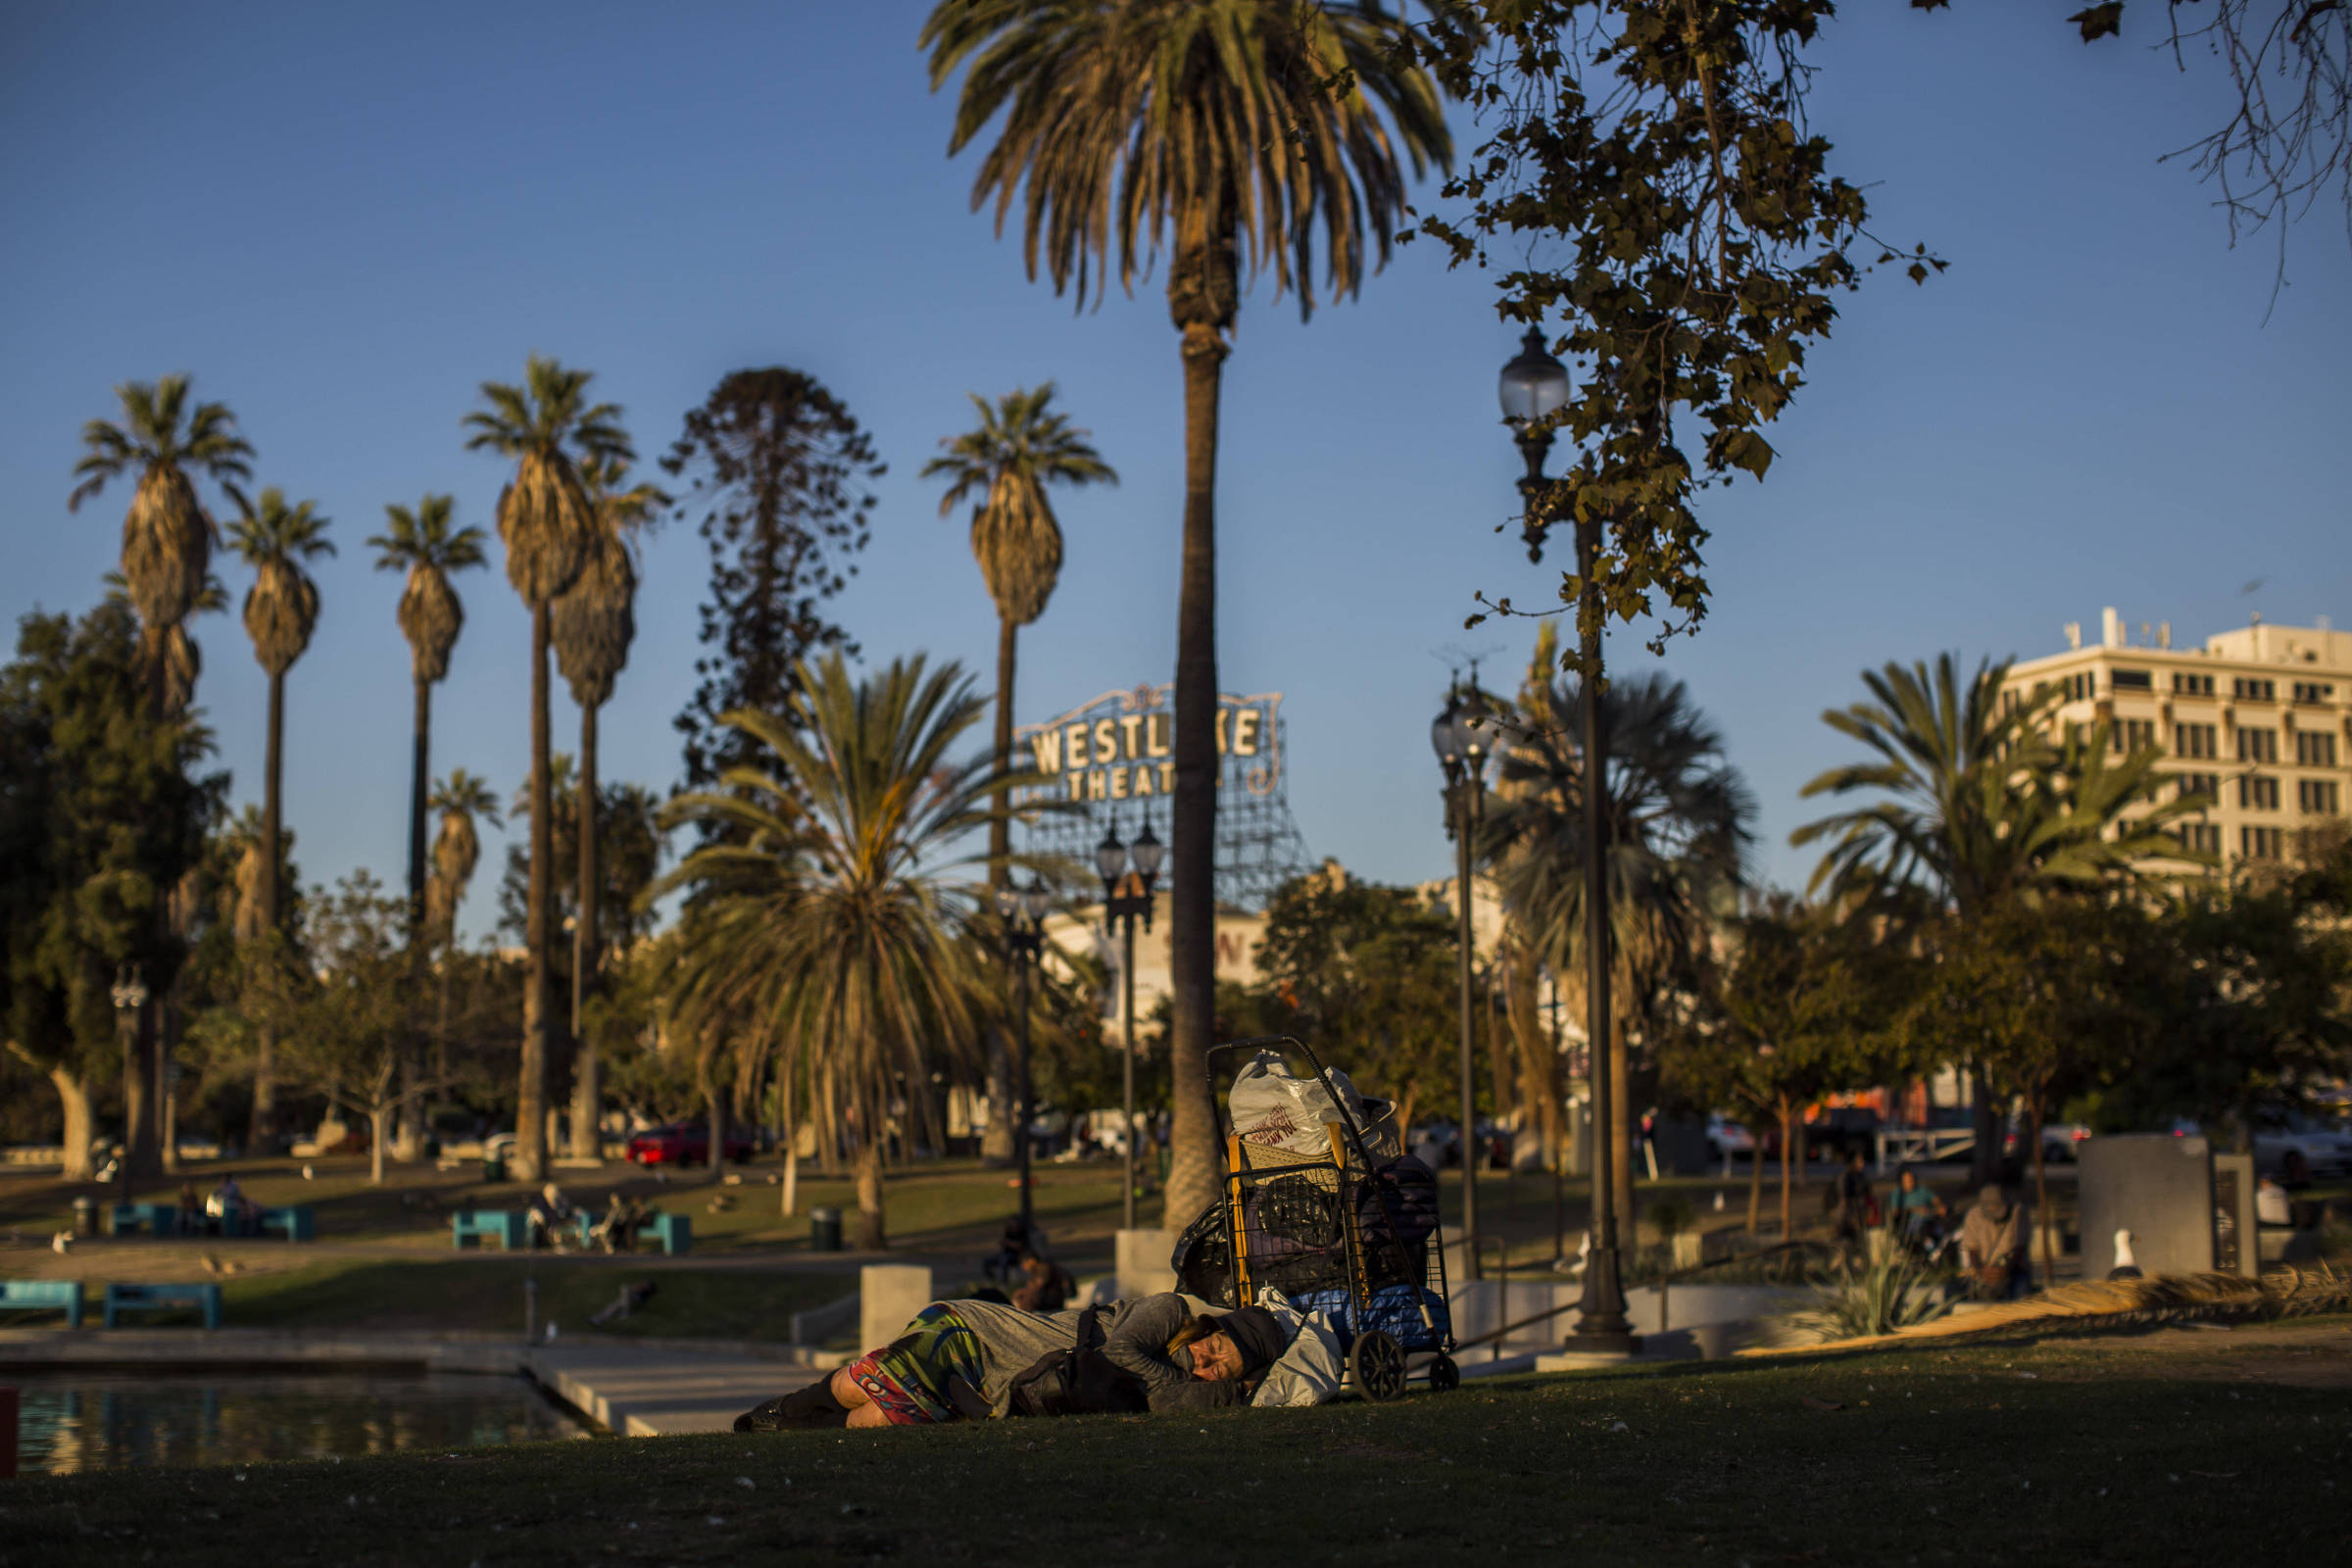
[1249,1286,1344,1408]
[1228,1050,1401,1162]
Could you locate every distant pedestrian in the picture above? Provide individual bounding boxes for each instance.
[1959,1185,2030,1298]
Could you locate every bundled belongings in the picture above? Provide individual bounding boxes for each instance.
[1228,1050,1401,1163]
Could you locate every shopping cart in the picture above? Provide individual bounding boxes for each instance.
[1173,1036,1459,1400]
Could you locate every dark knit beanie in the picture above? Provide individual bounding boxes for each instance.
[1219,1306,1291,1378]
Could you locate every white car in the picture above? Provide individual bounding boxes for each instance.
[1705,1114,1756,1159]
[2255,1113,2352,1178]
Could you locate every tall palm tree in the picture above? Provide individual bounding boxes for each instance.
[71,375,253,1172]
[922,383,1115,1164]
[1792,653,2200,1178]
[225,487,334,1149]
[424,769,503,949]
[923,0,1450,1226]
[368,498,489,947]
[551,455,665,1158]
[463,355,632,1182]
[654,652,1010,1247]
[1487,635,1754,1241]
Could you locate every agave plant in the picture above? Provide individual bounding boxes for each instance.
[1787,1246,1955,1344]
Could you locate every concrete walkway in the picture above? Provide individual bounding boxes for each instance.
[524,1344,826,1437]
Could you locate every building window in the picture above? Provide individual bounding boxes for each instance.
[2174,672,2215,697]
[2177,822,2221,857]
[2112,668,2151,691]
[2238,775,2280,810]
[2175,771,2220,802]
[2233,677,2277,702]
[2300,779,2342,815]
[2240,825,2283,860]
[2236,727,2279,763]
[2113,718,2156,754]
[2294,731,2338,766]
[2291,681,2334,704]
[2175,722,2218,759]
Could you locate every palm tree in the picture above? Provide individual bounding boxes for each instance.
[922,383,1115,1164]
[923,0,1450,1226]
[1486,628,1756,1241]
[1792,653,2200,1179]
[225,487,334,1149]
[71,375,253,1172]
[424,769,503,949]
[464,355,632,1182]
[654,652,1007,1248]
[368,497,488,947]
[551,455,665,1159]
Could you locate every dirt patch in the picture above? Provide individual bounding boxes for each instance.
[2054,1320,2352,1387]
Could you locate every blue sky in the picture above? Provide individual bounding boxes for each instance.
[4,2,2346,938]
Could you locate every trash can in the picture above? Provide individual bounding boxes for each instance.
[808,1205,843,1252]
[73,1195,100,1239]
[483,1151,508,1184]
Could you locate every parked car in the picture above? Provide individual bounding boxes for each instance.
[1704,1113,1755,1161]
[2254,1112,2352,1178]
[2004,1122,2091,1163]
[1407,1120,1510,1170]
[625,1121,755,1167]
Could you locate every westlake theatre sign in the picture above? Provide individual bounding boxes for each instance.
[1017,684,1286,804]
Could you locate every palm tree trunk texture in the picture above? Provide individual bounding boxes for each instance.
[981,611,1019,1167]
[517,605,554,1183]
[252,668,286,1152]
[570,700,601,1161]
[854,1102,887,1250]
[778,1058,799,1217]
[1746,1123,1766,1233]
[1161,309,1228,1233]
[396,672,432,1162]
[1778,1100,1796,1239]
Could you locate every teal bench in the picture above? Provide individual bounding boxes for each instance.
[645,1212,690,1255]
[452,1210,528,1250]
[109,1202,184,1237]
[103,1282,220,1329]
[259,1205,315,1242]
[0,1278,83,1327]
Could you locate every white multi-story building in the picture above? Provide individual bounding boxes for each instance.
[2003,608,2349,870]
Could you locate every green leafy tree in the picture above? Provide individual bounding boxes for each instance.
[654,653,1009,1246]
[464,355,633,1182]
[663,368,883,790]
[224,487,334,1150]
[924,0,1452,1228]
[0,605,220,1179]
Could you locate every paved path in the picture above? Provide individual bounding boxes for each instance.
[525,1343,826,1436]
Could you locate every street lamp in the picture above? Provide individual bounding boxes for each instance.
[997,879,1054,1236]
[111,963,148,1201]
[1501,324,1638,1351]
[1431,677,1493,1281]
[1096,813,1164,1231]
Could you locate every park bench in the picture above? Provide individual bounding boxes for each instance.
[108,1202,187,1237]
[0,1278,83,1327]
[259,1205,315,1242]
[645,1211,690,1255]
[451,1209,528,1250]
[102,1282,221,1329]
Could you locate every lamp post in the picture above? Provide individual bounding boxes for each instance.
[1096,813,1164,1231]
[1501,325,1638,1351]
[1430,679,1492,1281]
[997,880,1054,1237]
[111,963,148,1204]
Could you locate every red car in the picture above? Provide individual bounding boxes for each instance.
[625,1122,755,1166]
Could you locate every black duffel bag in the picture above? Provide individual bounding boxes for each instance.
[1005,1304,1149,1418]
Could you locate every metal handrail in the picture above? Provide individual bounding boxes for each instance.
[1447,1239,1832,1353]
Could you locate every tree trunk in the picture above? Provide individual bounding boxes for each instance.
[41,1061,96,1183]
[2027,1083,2053,1287]
[571,700,602,1161]
[396,671,432,1162]
[779,1058,799,1217]
[854,1132,886,1250]
[1746,1119,1765,1234]
[1778,1099,1795,1240]
[252,667,286,1154]
[1160,285,1230,1233]
[517,605,554,1182]
[1968,1063,2000,1187]
[369,1105,391,1186]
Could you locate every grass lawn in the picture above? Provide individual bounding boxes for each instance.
[4,1323,2344,1565]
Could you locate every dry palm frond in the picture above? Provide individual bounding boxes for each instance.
[426,768,501,940]
[971,469,1061,626]
[920,384,1113,630]
[243,557,321,676]
[161,621,202,714]
[498,454,596,608]
[399,565,465,683]
[552,519,639,710]
[371,494,487,684]
[232,835,267,944]
[1745,1265,2352,1358]
[122,466,214,637]
[74,376,252,645]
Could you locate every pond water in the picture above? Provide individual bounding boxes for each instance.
[11,1372,579,1474]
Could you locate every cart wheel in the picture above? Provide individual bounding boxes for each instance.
[1349,1330,1407,1401]
[1426,1353,1460,1393]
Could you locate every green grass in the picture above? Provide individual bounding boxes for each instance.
[3,1329,2344,1564]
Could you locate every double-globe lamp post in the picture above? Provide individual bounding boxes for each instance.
[1095,814,1165,1231]
[1500,325,1639,1351]
[111,963,147,1201]
[997,880,1054,1237]
[1430,686,1492,1281]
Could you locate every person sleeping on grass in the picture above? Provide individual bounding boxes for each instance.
[735,1292,1294,1430]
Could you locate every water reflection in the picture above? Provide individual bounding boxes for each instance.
[14,1373,577,1474]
